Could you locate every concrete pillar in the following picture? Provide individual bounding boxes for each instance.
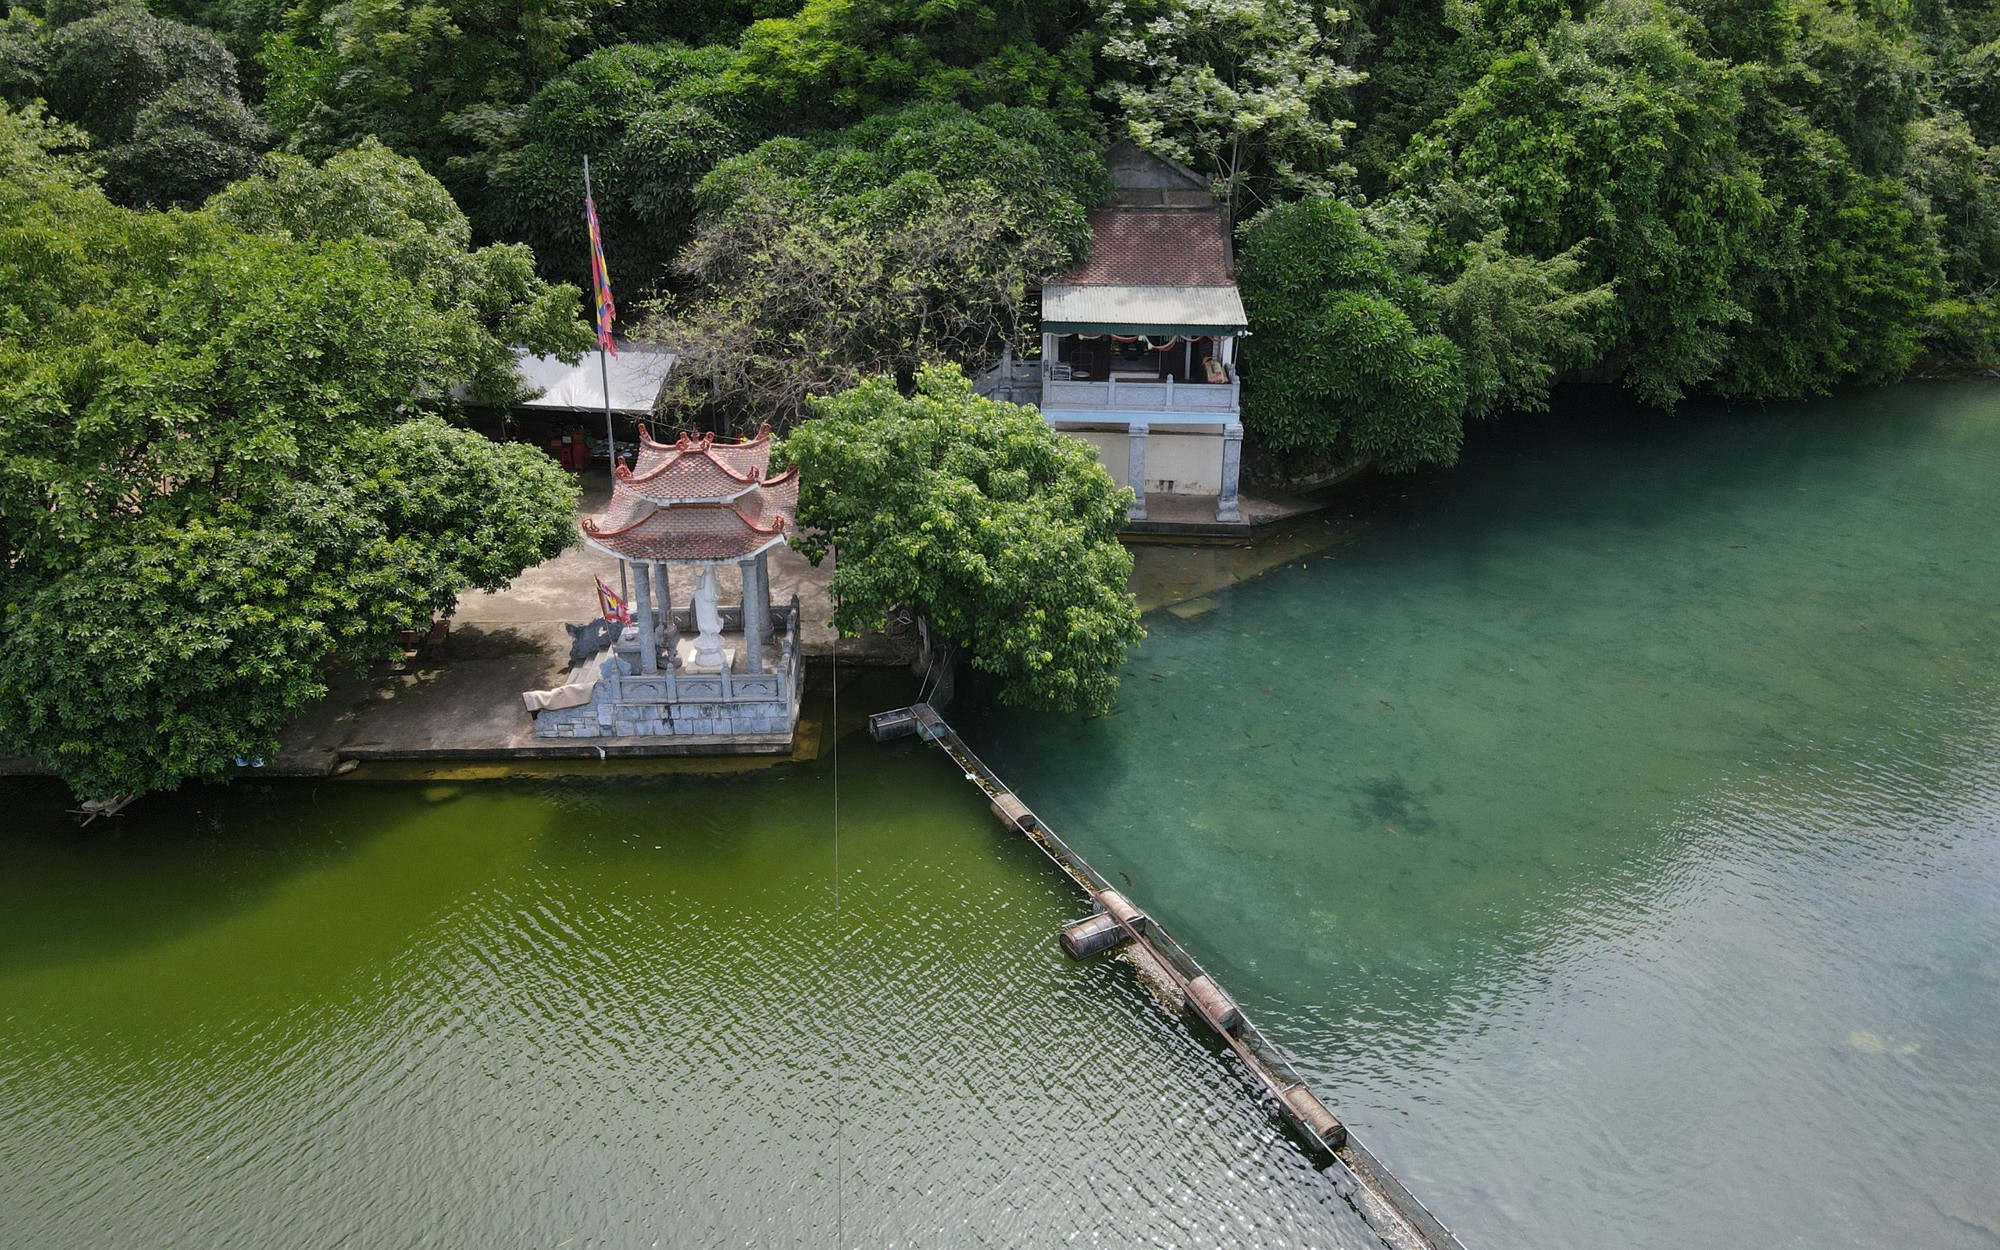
[631,560,658,675]
[738,556,765,675]
[1218,422,1244,523]
[654,563,676,666]
[1126,422,1149,522]
[753,552,774,643]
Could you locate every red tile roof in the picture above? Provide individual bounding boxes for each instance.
[583,462,798,563]
[625,424,775,496]
[1058,209,1234,288]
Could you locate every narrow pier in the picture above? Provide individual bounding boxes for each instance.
[870,703,1466,1250]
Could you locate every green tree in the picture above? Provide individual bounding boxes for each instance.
[1396,0,1769,405]
[208,141,591,404]
[1236,196,1468,468]
[780,367,1142,715]
[730,0,1094,122]
[1785,0,1925,177]
[1236,195,1606,468]
[1,421,577,800]
[1717,89,1938,396]
[647,100,1102,426]
[259,0,599,185]
[6,2,267,205]
[475,42,751,297]
[1429,228,1612,418]
[1095,0,1364,209]
[1905,112,2000,364]
[0,105,585,798]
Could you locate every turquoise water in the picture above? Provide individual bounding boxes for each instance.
[0,751,1375,1247]
[967,381,2000,1248]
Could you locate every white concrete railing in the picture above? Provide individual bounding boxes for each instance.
[1042,374,1239,415]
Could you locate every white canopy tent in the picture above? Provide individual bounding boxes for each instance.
[511,343,678,415]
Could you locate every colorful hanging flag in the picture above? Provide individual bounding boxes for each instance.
[596,576,631,624]
[584,168,617,357]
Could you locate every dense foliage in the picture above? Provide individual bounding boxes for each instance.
[209,139,585,403]
[476,42,750,296]
[0,106,586,796]
[1,0,268,204]
[1237,197,1610,468]
[1377,0,1942,406]
[645,101,1104,427]
[781,367,1143,714]
[2,0,1985,411]
[9,0,1980,430]
[1096,0,1361,209]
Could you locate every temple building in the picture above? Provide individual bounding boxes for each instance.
[522,425,804,748]
[985,141,1249,524]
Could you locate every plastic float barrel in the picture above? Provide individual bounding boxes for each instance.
[867,709,919,741]
[1097,889,1147,932]
[1060,911,1129,959]
[1185,974,1242,1035]
[1279,1083,1347,1150]
[989,791,1036,831]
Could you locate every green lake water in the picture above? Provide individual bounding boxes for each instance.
[0,749,1375,1247]
[6,381,2000,1248]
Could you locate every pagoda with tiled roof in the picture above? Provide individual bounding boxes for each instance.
[524,425,804,751]
[581,426,799,564]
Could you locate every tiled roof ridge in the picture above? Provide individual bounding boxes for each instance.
[581,469,799,542]
[618,423,774,489]
[634,423,773,455]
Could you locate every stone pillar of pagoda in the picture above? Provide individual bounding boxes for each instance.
[653,563,676,665]
[752,552,775,644]
[631,560,659,675]
[738,556,765,674]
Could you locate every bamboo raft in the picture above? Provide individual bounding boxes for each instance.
[870,703,1467,1250]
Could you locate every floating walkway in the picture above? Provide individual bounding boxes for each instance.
[870,703,1466,1250]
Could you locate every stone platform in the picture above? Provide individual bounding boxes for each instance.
[255,472,901,776]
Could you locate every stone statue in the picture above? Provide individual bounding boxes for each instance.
[692,566,728,670]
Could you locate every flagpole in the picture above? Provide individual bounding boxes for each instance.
[583,154,626,602]
[583,155,619,474]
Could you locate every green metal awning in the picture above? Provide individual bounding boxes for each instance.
[1042,283,1249,337]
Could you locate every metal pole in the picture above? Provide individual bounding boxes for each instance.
[601,341,624,604]
[583,154,617,476]
[583,154,625,603]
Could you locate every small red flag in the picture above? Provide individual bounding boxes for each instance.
[596,576,630,624]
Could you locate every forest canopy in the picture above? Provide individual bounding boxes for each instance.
[6,0,1989,446]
